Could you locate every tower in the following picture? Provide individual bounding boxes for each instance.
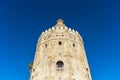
[29,19,92,80]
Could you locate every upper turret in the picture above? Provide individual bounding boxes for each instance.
[38,19,83,45]
[56,19,64,25]
[55,19,66,30]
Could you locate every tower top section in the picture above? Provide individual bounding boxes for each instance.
[38,19,82,44]
[55,19,65,29]
[56,19,64,25]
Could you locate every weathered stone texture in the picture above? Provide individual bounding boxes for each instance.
[30,19,92,80]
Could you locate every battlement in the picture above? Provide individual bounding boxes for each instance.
[38,19,82,44]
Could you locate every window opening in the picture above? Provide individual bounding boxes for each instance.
[73,43,75,47]
[56,61,64,68]
[86,68,88,71]
[45,44,47,48]
[33,69,35,72]
[59,41,62,45]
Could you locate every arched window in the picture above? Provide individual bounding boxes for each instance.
[56,61,64,68]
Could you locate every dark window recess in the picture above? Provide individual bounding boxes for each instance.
[33,69,35,72]
[56,61,64,68]
[59,41,62,45]
[73,43,75,47]
[86,68,88,71]
[45,44,47,47]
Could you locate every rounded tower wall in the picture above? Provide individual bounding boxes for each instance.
[30,19,92,80]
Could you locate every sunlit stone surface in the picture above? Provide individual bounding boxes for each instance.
[29,19,92,80]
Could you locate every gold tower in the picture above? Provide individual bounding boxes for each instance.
[29,19,92,80]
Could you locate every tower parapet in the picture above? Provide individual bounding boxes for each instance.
[38,19,83,46]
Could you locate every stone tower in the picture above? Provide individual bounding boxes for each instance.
[29,19,92,80]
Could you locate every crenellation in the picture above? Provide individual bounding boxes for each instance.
[52,26,55,30]
[41,31,44,35]
[65,26,68,30]
[68,27,71,31]
[72,29,75,32]
[48,28,51,31]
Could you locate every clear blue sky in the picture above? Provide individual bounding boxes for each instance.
[0,0,120,80]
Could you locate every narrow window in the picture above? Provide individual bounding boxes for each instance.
[73,43,75,47]
[33,69,35,72]
[45,44,47,48]
[86,68,88,71]
[59,41,62,45]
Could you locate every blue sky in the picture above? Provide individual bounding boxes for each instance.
[0,0,120,80]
